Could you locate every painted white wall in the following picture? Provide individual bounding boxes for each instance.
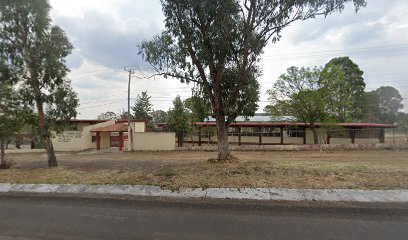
[133,132,175,151]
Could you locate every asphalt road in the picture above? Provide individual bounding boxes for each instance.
[0,194,407,240]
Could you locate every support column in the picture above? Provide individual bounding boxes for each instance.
[119,132,123,151]
[238,127,242,146]
[351,129,356,144]
[198,127,202,146]
[303,128,307,144]
[280,127,284,145]
[380,129,385,143]
[259,127,263,145]
[96,132,101,150]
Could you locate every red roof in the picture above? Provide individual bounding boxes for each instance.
[189,122,396,128]
[91,122,128,132]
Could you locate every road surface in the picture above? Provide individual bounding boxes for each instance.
[0,194,407,240]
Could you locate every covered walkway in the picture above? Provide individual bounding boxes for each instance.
[91,122,128,151]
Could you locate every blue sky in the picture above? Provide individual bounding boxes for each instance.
[49,0,408,119]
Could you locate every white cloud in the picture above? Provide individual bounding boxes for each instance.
[49,0,408,118]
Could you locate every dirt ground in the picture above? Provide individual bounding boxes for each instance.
[1,149,407,190]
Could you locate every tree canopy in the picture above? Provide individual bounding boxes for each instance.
[320,56,365,122]
[364,86,403,124]
[151,110,168,126]
[132,91,153,127]
[184,95,212,122]
[267,66,327,143]
[167,96,191,147]
[139,0,366,161]
[97,111,118,120]
[0,61,23,168]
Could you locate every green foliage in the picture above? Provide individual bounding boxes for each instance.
[97,111,118,120]
[0,61,24,168]
[0,74,23,140]
[267,66,327,124]
[320,57,366,122]
[221,67,260,121]
[167,96,191,147]
[364,86,403,124]
[184,95,211,122]
[132,91,153,126]
[397,113,408,143]
[398,113,408,130]
[267,66,327,143]
[151,110,168,125]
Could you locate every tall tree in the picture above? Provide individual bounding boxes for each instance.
[364,86,403,124]
[267,66,327,144]
[139,0,366,161]
[167,96,191,147]
[132,91,153,127]
[97,111,118,120]
[184,95,212,122]
[320,56,365,122]
[151,110,168,126]
[0,0,79,167]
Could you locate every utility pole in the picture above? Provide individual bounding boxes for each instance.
[125,67,134,151]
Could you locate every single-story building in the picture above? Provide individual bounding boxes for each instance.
[158,119,397,146]
[52,119,175,151]
[193,122,396,145]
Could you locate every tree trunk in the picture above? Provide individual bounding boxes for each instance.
[215,111,231,161]
[0,139,6,169]
[405,131,408,144]
[179,136,183,147]
[46,136,57,167]
[190,134,195,147]
[310,123,319,144]
[37,102,57,167]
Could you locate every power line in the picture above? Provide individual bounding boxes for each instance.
[262,44,408,58]
[69,66,124,77]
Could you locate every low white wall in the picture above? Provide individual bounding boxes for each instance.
[51,131,88,151]
[133,132,175,151]
[52,120,115,151]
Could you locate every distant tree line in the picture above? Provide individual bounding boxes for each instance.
[266,56,405,143]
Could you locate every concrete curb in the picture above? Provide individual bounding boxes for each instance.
[0,183,407,202]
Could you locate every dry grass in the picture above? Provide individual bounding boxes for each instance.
[1,150,407,190]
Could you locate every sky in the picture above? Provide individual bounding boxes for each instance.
[48,0,408,119]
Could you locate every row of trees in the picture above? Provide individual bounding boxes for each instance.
[266,56,405,143]
[0,0,78,168]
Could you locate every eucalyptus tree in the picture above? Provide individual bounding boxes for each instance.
[139,0,366,161]
[0,0,78,167]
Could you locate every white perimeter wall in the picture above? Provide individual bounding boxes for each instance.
[133,132,175,151]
